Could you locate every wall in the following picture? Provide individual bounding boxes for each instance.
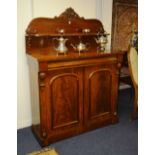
[33,0,96,18]
[17,0,32,129]
[17,0,113,129]
[102,0,113,49]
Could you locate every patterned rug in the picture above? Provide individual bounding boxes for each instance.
[27,147,59,155]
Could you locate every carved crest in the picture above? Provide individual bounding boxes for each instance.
[59,7,80,19]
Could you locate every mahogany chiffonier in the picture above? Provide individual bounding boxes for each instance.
[26,8,124,146]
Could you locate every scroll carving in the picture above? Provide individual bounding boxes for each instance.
[59,7,80,19]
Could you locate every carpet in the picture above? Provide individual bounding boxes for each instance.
[27,147,59,155]
[18,89,137,155]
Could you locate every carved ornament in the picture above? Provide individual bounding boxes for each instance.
[59,7,80,19]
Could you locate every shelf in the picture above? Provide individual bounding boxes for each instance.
[26,32,99,37]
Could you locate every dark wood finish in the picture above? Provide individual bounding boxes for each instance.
[84,65,118,130]
[26,7,103,54]
[111,0,138,52]
[26,8,124,146]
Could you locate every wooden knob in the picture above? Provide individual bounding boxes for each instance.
[114,112,117,115]
[42,132,47,138]
[39,72,46,79]
[117,63,121,68]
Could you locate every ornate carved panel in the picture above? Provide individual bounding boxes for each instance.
[59,7,80,19]
[88,69,112,119]
[111,0,138,52]
[50,73,79,129]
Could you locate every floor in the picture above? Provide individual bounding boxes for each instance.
[17,89,138,155]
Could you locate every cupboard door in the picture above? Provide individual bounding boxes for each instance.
[46,68,83,138]
[84,65,116,129]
